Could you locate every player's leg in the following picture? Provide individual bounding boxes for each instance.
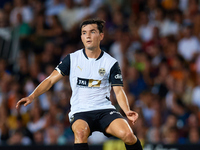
[105,118,143,150]
[72,119,90,150]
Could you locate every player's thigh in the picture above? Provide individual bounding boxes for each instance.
[72,119,91,138]
[105,118,136,140]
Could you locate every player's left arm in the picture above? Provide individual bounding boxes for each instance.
[113,86,138,125]
[110,61,138,124]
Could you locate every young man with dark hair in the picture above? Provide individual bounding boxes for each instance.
[16,19,143,150]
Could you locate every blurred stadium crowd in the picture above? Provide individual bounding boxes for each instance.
[0,0,200,146]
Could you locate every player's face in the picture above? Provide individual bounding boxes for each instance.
[81,24,104,51]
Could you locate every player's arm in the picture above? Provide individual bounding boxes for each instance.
[110,62,138,124]
[16,70,63,108]
[16,54,71,109]
[113,86,130,113]
[113,86,138,125]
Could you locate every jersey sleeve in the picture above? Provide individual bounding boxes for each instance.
[109,62,123,86]
[55,54,70,76]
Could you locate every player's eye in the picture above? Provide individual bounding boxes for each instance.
[91,31,95,33]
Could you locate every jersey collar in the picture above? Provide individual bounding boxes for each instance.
[83,48,104,61]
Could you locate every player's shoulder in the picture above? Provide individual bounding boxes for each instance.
[70,49,83,56]
[66,49,84,61]
[103,51,117,63]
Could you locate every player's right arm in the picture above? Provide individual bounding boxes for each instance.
[16,70,63,109]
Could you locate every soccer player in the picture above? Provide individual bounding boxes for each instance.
[16,19,143,150]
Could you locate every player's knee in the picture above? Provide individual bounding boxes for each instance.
[74,128,89,142]
[120,131,136,145]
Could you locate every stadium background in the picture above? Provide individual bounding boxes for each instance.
[0,0,200,149]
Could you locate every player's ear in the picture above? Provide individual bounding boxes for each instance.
[100,33,104,41]
[81,32,84,41]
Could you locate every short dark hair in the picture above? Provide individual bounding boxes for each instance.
[80,19,105,33]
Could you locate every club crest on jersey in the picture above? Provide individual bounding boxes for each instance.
[99,68,106,76]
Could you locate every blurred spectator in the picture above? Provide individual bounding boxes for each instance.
[36,15,63,38]
[14,115,33,142]
[138,91,155,127]
[138,11,154,42]
[187,113,199,129]
[0,123,9,144]
[33,129,44,145]
[163,126,179,144]
[173,10,183,38]
[29,0,45,22]
[27,102,46,133]
[109,29,132,67]
[45,0,65,17]
[192,74,200,109]
[184,0,199,22]
[55,112,73,144]
[16,13,32,38]
[9,0,33,26]
[195,54,200,74]
[169,55,185,80]
[44,127,59,145]
[179,0,188,12]
[0,9,11,40]
[146,44,163,68]
[7,81,22,115]
[161,114,177,139]
[193,13,200,38]
[58,0,91,32]
[152,7,178,37]
[188,127,200,143]
[126,66,148,99]
[146,128,161,143]
[30,12,50,54]
[152,62,169,98]
[88,131,108,145]
[178,24,200,61]
[111,10,127,31]
[145,0,159,20]
[3,2,12,19]
[146,111,162,143]
[7,129,31,145]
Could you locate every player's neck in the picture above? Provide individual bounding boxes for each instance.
[85,48,101,59]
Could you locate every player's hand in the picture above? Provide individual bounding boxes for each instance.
[16,97,33,109]
[125,110,138,125]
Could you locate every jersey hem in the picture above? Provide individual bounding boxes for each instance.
[69,106,115,118]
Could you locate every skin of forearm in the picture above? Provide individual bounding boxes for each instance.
[115,88,130,114]
[29,78,53,100]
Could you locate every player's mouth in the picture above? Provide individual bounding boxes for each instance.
[87,41,92,44]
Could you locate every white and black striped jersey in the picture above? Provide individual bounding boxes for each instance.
[55,49,123,118]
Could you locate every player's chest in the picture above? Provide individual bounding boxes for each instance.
[72,60,109,79]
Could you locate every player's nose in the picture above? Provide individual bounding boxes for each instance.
[86,33,91,38]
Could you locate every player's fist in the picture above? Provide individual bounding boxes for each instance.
[16,97,33,109]
[126,110,139,125]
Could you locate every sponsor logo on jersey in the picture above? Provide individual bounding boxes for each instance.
[77,77,101,87]
[77,78,88,86]
[88,79,101,87]
[115,74,122,79]
[98,68,106,76]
